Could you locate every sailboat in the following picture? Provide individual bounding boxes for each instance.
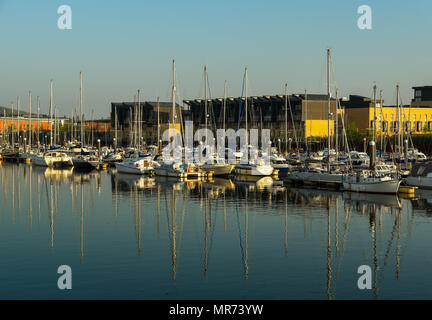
[32,151,73,168]
[343,85,401,194]
[270,84,294,178]
[155,60,189,178]
[71,72,97,169]
[200,75,234,176]
[114,149,156,175]
[72,153,99,170]
[115,156,154,174]
[286,49,342,186]
[234,67,273,177]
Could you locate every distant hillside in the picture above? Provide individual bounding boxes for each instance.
[0,105,48,118]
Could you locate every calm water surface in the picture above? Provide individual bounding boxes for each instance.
[0,162,431,299]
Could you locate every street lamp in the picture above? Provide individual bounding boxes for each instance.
[97,139,101,161]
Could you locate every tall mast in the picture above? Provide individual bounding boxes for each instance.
[137,89,141,150]
[380,90,383,153]
[3,110,5,145]
[284,84,288,154]
[49,80,53,146]
[11,102,14,146]
[91,109,94,146]
[17,96,20,147]
[114,106,118,150]
[245,67,248,134]
[54,106,57,146]
[327,49,331,171]
[157,96,160,152]
[204,66,208,132]
[400,90,404,156]
[171,60,176,135]
[398,85,403,155]
[37,96,40,146]
[133,95,137,147]
[28,91,32,149]
[396,84,400,153]
[335,88,338,156]
[223,80,227,131]
[80,72,84,148]
[305,89,308,152]
[72,108,76,141]
[373,84,377,143]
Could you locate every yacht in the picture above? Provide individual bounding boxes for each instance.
[405,162,432,189]
[234,159,274,176]
[72,154,99,170]
[103,151,123,165]
[154,162,187,178]
[343,170,401,194]
[115,157,154,175]
[32,151,73,168]
[270,154,292,177]
[201,153,235,176]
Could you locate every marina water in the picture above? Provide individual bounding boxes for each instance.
[0,162,431,299]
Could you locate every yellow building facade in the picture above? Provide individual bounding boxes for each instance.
[375,106,432,135]
[343,92,432,136]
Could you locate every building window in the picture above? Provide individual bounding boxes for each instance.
[405,121,411,132]
[415,90,422,98]
[428,121,432,131]
[393,121,399,132]
[417,121,423,132]
[382,121,388,131]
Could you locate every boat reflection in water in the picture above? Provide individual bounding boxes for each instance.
[0,163,426,299]
[112,172,156,192]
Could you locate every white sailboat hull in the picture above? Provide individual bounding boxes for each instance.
[234,164,274,176]
[32,157,48,167]
[202,164,234,176]
[405,176,432,189]
[287,171,342,185]
[343,177,401,194]
[115,160,153,175]
[154,163,186,178]
[32,155,73,168]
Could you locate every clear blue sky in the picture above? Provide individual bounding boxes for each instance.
[0,0,431,118]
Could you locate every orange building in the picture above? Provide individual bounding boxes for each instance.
[84,121,111,133]
[0,119,52,132]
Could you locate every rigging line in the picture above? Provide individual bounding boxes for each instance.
[208,194,218,263]
[286,86,299,151]
[335,91,353,168]
[236,71,246,134]
[163,189,173,250]
[329,55,338,96]
[176,193,187,256]
[206,72,217,133]
[378,211,399,285]
[332,206,352,298]
[398,202,415,266]
[234,188,246,276]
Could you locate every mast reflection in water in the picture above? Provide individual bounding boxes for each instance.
[0,162,430,299]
